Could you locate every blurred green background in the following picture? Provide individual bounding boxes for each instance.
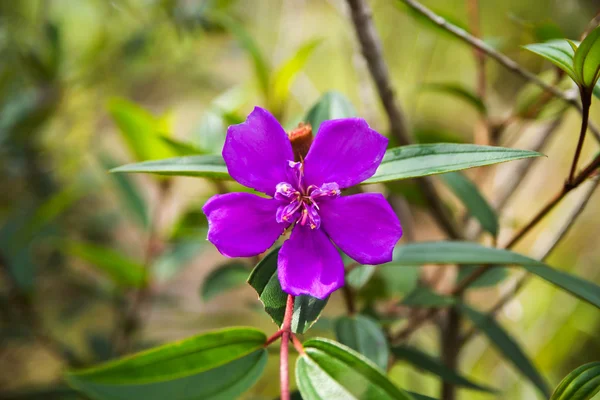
[0,0,599,399]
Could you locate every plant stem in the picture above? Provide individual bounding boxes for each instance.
[342,285,357,315]
[280,294,295,400]
[398,0,600,143]
[441,306,462,400]
[568,92,591,185]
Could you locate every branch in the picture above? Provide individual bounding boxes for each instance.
[280,295,295,400]
[345,0,463,239]
[398,0,600,143]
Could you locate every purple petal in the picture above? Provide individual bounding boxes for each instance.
[319,193,402,265]
[278,225,344,299]
[303,118,388,188]
[203,192,285,258]
[223,107,294,195]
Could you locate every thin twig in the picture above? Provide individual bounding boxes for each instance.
[345,0,463,239]
[398,0,600,143]
[568,93,592,184]
[460,177,600,344]
[280,294,295,400]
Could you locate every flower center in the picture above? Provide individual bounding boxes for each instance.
[274,161,340,229]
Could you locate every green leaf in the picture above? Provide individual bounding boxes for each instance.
[594,80,600,100]
[524,40,578,82]
[574,26,600,88]
[107,98,174,162]
[456,265,509,289]
[458,304,550,396]
[247,247,327,334]
[346,265,376,290]
[99,155,149,228]
[420,83,486,115]
[152,241,205,282]
[63,241,146,288]
[364,144,542,184]
[406,393,437,400]
[110,155,230,180]
[195,110,227,154]
[440,172,498,236]
[391,241,600,309]
[159,137,204,156]
[334,315,389,370]
[551,362,600,400]
[270,40,321,113]
[392,346,496,392]
[305,91,357,133]
[210,13,270,98]
[401,287,455,308]
[297,338,414,400]
[67,327,267,400]
[201,261,249,301]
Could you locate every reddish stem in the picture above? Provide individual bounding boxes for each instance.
[280,294,295,400]
[265,330,283,347]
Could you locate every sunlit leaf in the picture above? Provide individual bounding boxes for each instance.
[420,83,486,115]
[335,315,389,370]
[247,247,327,334]
[67,327,267,400]
[440,172,498,236]
[458,304,550,397]
[64,241,146,288]
[551,362,600,400]
[159,137,204,156]
[297,338,414,400]
[524,40,578,82]
[365,144,542,184]
[201,261,249,301]
[392,345,496,392]
[305,91,356,133]
[110,155,230,179]
[573,26,600,89]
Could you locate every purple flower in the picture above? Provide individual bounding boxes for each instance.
[203,107,402,299]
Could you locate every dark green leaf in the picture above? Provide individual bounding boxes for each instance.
[365,144,542,184]
[456,265,509,289]
[441,172,498,236]
[201,261,249,301]
[420,83,486,115]
[99,155,148,228]
[524,40,577,81]
[458,304,550,397]
[110,155,230,180]
[247,247,327,334]
[392,345,496,392]
[0,386,79,400]
[334,315,389,370]
[346,265,376,290]
[305,91,356,133]
[401,287,455,308]
[297,338,414,399]
[551,362,600,400]
[574,26,600,88]
[152,241,205,282]
[392,241,600,308]
[63,241,146,288]
[406,392,437,400]
[67,327,267,400]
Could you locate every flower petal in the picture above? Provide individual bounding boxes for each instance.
[278,225,344,299]
[203,192,285,257]
[223,107,294,195]
[319,193,402,265]
[303,118,388,188]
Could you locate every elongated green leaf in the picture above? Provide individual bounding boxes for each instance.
[420,83,486,115]
[335,315,389,370]
[297,338,414,400]
[107,98,174,162]
[392,241,600,308]
[346,265,376,289]
[305,91,357,133]
[110,155,230,179]
[100,155,148,228]
[392,346,496,392]
[456,265,509,289]
[401,287,455,307]
[441,172,498,236]
[574,26,600,88]
[407,393,437,400]
[458,304,550,396]
[67,327,267,400]
[364,144,542,184]
[201,261,249,301]
[524,40,578,81]
[247,247,327,334]
[271,40,321,111]
[551,362,600,400]
[210,13,270,97]
[64,241,145,288]
[159,137,204,156]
